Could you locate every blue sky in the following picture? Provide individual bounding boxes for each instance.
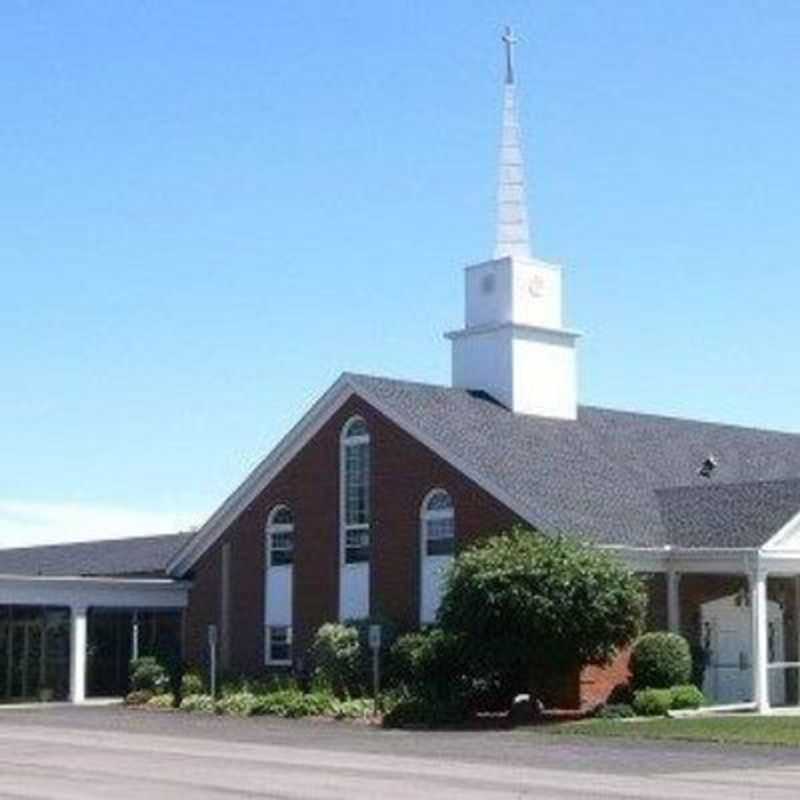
[3,1,800,546]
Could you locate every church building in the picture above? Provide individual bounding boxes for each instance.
[3,30,800,712]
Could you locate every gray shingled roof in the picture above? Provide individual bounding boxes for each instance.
[348,373,800,548]
[0,532,194,578]
[656,479,800,548]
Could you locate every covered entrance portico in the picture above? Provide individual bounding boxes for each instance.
[0,575,189,704]
[621,541,800,713]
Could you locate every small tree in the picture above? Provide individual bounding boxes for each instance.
[437,527,646,700]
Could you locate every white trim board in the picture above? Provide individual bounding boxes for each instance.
[167,373,546,577]
[761,508,800,551]
[167,376,357,576]
[0,575,190,609]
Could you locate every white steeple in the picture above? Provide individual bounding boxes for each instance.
[495,27,531,260]
[445,28,580,420]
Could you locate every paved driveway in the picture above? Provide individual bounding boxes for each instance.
[0,706,798,799]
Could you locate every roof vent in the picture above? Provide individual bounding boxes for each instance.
[698,455,718,479]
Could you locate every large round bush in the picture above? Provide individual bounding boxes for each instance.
[630,632,692,689]
[438,528,646,699]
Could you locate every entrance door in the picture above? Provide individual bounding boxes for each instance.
[701,594,786,706]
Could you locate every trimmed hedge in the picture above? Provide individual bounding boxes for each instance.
[669,684,704,710]
[630,633,692,690]
[632,688,673,717]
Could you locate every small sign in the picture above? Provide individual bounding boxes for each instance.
[368,624,382,651]
[208,624,218,647]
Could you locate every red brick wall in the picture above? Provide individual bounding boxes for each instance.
[183,393,523,673]
[576,573,664,708]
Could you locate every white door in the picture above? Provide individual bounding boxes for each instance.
[701,594,785,706]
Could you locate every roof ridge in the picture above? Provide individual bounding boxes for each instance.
[581,403,800,437]
[345,372,800,437]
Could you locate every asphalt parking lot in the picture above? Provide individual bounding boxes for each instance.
[0,705,798,799]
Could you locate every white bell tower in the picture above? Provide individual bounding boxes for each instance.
[445,27,580,420]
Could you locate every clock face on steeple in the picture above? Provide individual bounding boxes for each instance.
[527,275,545,298]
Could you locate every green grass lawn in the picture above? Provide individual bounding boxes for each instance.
[555,716,800,747]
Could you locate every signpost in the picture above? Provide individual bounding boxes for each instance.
[368,624,381,712]
[208,624,218,698]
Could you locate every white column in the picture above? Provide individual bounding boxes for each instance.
[69,605,88,704]
[795,577,800,707]
[667,570,681,634]
[131,612,139,662]
[751,570,770,713]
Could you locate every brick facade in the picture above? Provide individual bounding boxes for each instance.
[182,393,522,674]
[183,391,794,710]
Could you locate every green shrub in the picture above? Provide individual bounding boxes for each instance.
[130,656,170,695]
[670,684,705,710]
[632,688,673,717]
[390,629,470,702]
[124,689,154,706]
[329,697,375,720]
[438,528,646,703]
[595,703,635,719]
[216,690,259,717]
[630,633,692,690]
[382,692,471,728]
[181,669,204,697]
[179,693,215,713]
[147,693,175,710]
[310,623,362,697]
[252,688,335,718]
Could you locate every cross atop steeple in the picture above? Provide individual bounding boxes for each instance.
[502,25,517,85]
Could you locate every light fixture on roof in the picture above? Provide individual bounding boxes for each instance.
[698,455,718,479]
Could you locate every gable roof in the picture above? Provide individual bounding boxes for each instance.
[168,372,800,574]
[0,532,194,578]
[655,479,800,549]
[347,374,800,548]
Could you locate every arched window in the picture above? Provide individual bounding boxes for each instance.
[266,504,294,567]
[421,489,455,556]
[341,416,370,563]
[265,504,294,665]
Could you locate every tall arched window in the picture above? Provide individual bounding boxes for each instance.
[341,416,371,564]
[265,504,294,665]
[421,489,455,556]
[266,505,294,567]
[420,488,455,625]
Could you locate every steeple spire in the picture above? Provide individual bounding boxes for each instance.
[494,26,532,261]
